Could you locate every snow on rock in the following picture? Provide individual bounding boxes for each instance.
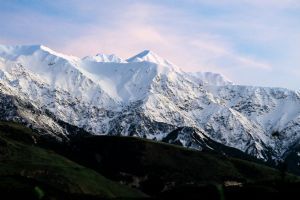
[82,53,126,63]
[126,50,182,73]
[127,50,172,66]
[188,71,233,86]
[0,44,300,161]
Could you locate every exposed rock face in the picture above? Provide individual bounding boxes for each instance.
[1,44,300,162]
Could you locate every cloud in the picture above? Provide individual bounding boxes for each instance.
[60,2,271,74]
[0,9,83,47]
[189,0,300,9]
[1,0,299,89]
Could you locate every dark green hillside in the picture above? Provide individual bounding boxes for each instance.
[0,121,300,199]
[0,122,146,199]
[66,135,299,197]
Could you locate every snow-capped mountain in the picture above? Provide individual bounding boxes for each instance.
[0,44,300,162]
[83,53,126,63]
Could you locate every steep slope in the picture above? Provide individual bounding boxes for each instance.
[0,121,146,199]
[127,49,175,67]
[0,44,300,165]
[2,121,300,199]
[82,53,126,63]
[61,134,299,197]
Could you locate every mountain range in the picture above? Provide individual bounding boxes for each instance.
[1,44,300,172]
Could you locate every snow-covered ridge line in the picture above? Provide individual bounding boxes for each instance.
[0,44,79,62]
[0,44,300,163]
[0,44,232,101]
[82,54,126,63]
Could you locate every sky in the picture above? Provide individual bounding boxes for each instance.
[0,0,300,90]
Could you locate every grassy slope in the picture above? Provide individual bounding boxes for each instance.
[1,121,300,199]
[0,121,146,199]
[67,135,299,196]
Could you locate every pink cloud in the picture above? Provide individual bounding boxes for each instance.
[60,2,271,73]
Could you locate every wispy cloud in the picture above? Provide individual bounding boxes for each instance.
[0,0,299,89]
[189,0,300,8]
[60,2,271,73]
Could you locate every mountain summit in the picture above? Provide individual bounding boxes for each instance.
[0,44,300,167]
[127,50,174,67]
[83,53,125,63]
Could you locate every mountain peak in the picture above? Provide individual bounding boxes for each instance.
[1,43,300,166]
[189,71,234,86]
[135,49,153,57]
[127,50,175,68]
[83,53,126,63]
[0,44,78,62]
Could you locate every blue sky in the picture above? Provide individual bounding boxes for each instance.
[1,0,300,90]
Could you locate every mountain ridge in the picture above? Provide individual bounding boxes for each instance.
[0,44,300,167]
